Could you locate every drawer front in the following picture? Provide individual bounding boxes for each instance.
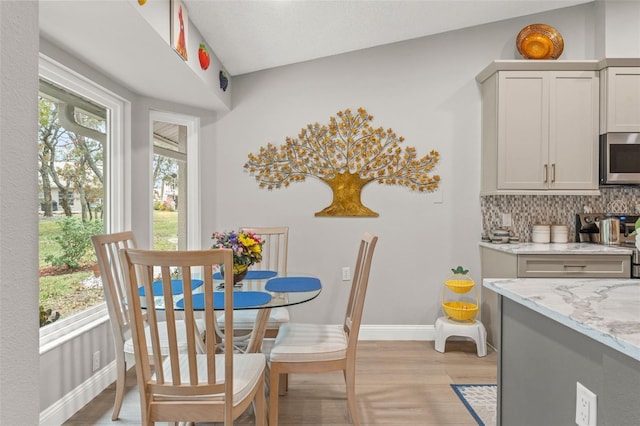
[517,255,630,278]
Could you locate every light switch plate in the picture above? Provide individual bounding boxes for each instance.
[341,267,351,281]
[501,213,512,227]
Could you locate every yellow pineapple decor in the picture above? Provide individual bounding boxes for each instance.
[244,107,440,217]
[442,266,478,322]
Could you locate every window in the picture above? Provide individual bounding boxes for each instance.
[150,111,200,252]
[153,121,186,250]
[38,54,128,338]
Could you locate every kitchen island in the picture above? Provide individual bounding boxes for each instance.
[484,277,640,426]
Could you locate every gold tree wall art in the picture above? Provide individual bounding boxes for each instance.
[244,107,441,217]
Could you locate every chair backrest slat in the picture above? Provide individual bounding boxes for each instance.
[344,232,378,348]
[91,232,137,349]
[241,226,289,274]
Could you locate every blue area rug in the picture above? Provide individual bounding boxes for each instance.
[451,384,496,426]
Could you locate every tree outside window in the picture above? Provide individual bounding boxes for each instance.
[38,80,106,325]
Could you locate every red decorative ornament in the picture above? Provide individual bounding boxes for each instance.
[198,44,210,70]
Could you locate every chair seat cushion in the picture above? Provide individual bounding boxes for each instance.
[217,307,290,329]
[269,323,348,363]
[153,353,266,406]
[124,318,206,355]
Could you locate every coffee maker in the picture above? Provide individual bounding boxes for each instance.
[576,213,640,278]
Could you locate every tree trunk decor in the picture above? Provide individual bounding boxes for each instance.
[244,107,441,217]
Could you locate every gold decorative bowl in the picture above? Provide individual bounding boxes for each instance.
[516,24,564,60]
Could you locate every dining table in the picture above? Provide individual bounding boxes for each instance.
[141,270,322,353]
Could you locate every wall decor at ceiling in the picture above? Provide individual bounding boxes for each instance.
[244,107,440,217]
[516,24,564,60]
[198,44,210,70]
[170,0,189,61]
[219,70,229,91]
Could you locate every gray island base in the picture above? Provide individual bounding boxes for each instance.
[483,278,640,426]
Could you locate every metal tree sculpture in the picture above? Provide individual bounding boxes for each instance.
[244,107,440,217]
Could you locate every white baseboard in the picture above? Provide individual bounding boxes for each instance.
[359,324,435,341]
[40,361,117,426]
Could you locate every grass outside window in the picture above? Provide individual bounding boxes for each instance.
[40,210,177,322]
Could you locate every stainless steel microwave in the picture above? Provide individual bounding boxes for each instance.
[599,133,640,185]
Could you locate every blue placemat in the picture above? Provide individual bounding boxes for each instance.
[138,279,204,296]
[212,270,278,280]
[176,291,272,310]
[265,276,322,292]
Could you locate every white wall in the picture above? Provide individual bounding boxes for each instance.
[214,4,596,326]
[0,2,39,424]
[600,0,640,57]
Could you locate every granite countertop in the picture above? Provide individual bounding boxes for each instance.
[483,277,640,361]
[479,241,634,255]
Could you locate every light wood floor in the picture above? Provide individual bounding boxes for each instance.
[63,340,496,425]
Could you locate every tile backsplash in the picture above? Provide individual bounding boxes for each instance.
[481,186,640,242]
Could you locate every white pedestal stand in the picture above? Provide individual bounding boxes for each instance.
[434,316,487,357]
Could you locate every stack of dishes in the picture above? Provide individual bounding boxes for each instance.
[551,225,569,243]
[532,224,551,243]
[491,229,510,243]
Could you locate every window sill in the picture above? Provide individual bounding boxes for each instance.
[39,302,109,354]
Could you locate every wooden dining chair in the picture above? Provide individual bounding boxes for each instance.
[216,226,290,347]
[267,232,378,426]
[119,247,266,425]
[91,232,205,420]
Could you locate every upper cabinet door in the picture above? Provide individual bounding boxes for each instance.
[481,68,599,194]
[548,71,599,190]
[601,67,640,133]
[497,72,548,190]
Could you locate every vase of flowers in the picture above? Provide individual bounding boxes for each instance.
[211,230,263,284]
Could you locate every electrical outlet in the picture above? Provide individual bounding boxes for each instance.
[341,267,351,281]
[576,382,597,426]
[501,212,512,227]
[92,351,100,372]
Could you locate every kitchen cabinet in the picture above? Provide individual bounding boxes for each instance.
[479,243,631,348]
[600,66,640,133]
[479,68,599,194]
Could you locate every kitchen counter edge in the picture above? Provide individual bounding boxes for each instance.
[479,241,634,255]
[483,277,640,362]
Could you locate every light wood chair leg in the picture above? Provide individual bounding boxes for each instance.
[344,367,360,425]
[255,373,266,426]
[269,364,281,426]
[111,354,126,420]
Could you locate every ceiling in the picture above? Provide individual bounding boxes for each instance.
[39,0,593,110]
[185,0,593,76]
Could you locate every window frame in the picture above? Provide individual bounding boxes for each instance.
[38,54,130,350]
